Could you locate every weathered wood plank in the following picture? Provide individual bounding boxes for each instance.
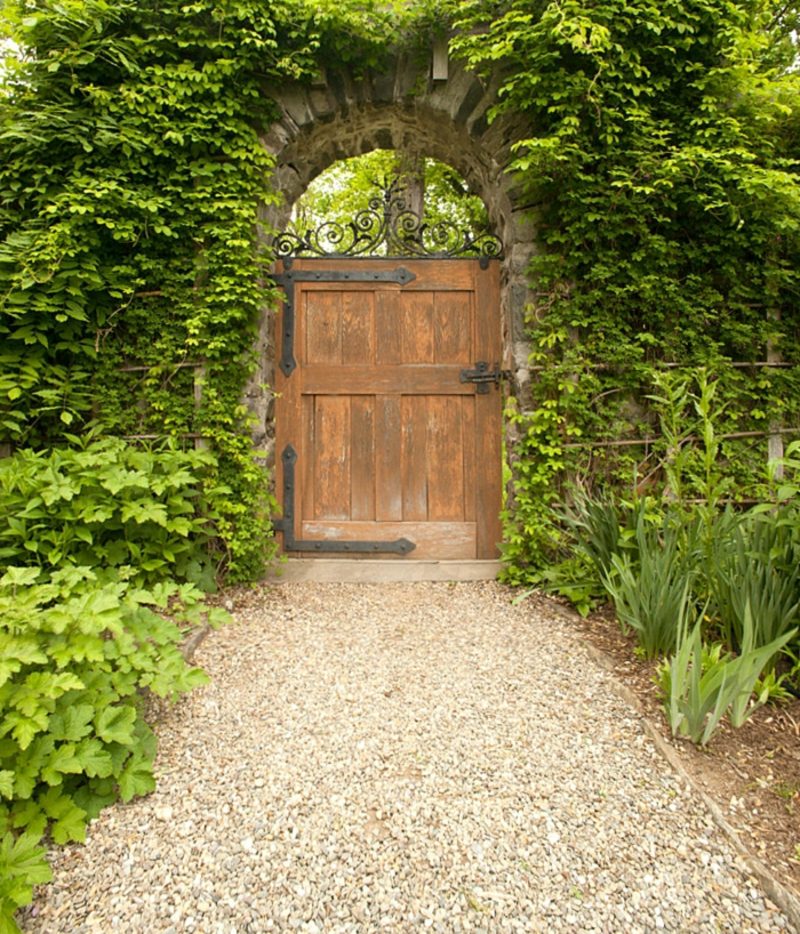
[400,292,434,363]
[427,396,464,521]
[303,258,475,289]
[305,291,342,364]
[300,520,476,559]
[462,396,477,522]
[301,393,315,522]
[266,559,501,582]
[302,365,470,395]
[351,396,375,521]
[313,396,351,519]
[342,290,374,366]
[376,290,402,365]
[434,292,472,364]
[375,395,402,520]
[474,261,503,558]
[401,395,428,521]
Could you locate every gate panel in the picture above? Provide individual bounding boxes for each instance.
[274,258,501,560]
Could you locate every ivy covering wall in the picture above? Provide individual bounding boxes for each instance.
[451,0,800,578]
[1,0,799,583]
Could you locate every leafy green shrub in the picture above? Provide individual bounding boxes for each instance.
[771,439,800,503]
[659,604,797,746]
[0,830,52,933]
[524,554,604,619]
[602,513,698,658]
[0,565,228,932]
[0,438,221,589]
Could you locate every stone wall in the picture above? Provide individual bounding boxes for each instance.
[247,49,536,462]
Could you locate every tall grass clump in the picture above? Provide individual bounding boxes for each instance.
[602,511,698,658]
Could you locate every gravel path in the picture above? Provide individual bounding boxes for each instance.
[22,582,794,933]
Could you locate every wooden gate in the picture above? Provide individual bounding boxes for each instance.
[273,257,502,560]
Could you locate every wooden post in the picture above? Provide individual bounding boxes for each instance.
[767,306,784,481]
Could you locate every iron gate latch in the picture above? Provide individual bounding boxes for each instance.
[460,361,501,394]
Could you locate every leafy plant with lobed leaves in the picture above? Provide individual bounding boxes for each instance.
[0,437,222,587]
[0,565,229,932]
[0,437,232,930]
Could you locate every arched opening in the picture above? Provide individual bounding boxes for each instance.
[248,68,537,467]
[266,147,510,562]
[242,57,536,571]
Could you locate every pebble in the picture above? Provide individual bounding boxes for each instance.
[19,582,796,933]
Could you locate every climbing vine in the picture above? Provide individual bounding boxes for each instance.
[450,0,800,579]
[0,0,426,578]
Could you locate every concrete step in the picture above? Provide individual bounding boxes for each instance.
[264,559,502,583]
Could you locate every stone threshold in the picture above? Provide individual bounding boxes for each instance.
[264,559,502,583]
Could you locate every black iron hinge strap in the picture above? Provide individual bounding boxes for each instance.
[274,266,417,378]
[273,445,416,555]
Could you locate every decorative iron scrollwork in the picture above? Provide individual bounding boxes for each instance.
[276,185,503,260]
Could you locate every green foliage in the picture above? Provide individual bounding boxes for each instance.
[602,513,699,658]
[0,831,52,933]
[0,437,220,588]
[659,605,796,746]
[0,565,227,931]
[0,438,230,929]
[0,0,416,580]
[520,489,640,616]
[500,394,566,582]
[450,0,800,577]
[559,490,630,584]
[551,478,800,741]
[707,507,800,667]
[772,439,800,502]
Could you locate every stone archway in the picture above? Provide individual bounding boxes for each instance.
[247,50,536,466]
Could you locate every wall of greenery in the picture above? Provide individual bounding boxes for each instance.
[4,0,796,586]
[0,0,439,580]
[450,0,800,578]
